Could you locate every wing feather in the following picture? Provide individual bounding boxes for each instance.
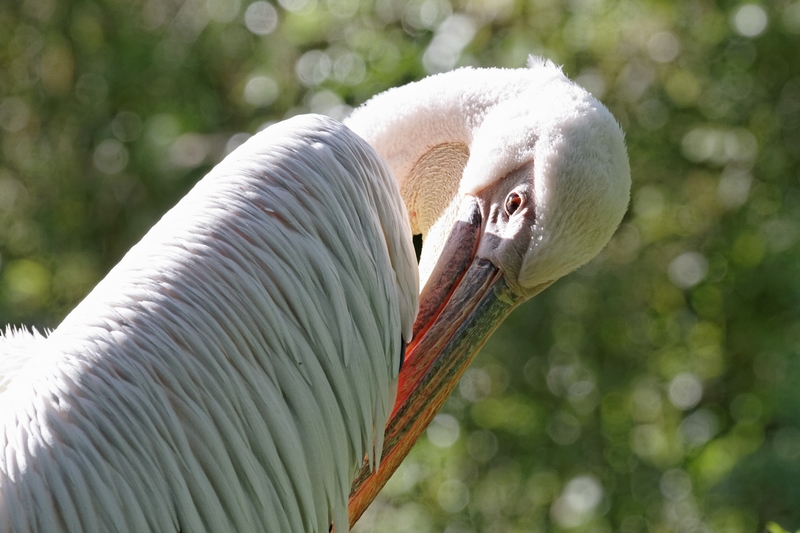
[0,115,418,533]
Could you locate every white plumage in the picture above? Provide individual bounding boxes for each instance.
[346,58,630,292]
[0,59,630,533]
[1,117,416,533]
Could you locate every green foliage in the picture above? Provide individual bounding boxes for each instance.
[2,0,800,531]
[767,522,800,533]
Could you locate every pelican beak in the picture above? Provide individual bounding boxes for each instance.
[348,197,535,525]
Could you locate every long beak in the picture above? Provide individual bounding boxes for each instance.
[347,198,525,526]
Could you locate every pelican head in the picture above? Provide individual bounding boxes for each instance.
[345,57,630,524]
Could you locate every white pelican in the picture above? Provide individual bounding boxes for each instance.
[0,58,630,532]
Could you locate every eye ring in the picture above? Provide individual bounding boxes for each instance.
[505,191,524,216]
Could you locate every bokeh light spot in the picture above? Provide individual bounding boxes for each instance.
[732,4,768,37]
[145,114,181,147]
[575,69,606,99]
[244,75,279,106]
[630,424,668,461]
[93,139,129,175]
[422,14,476,74]
[647,31,679,63]
[785,2,800,34]
[427,413,460,447]
[717,166,752,209]
[668,252,708,289]
[245,1,278,35]
[296,50,331,86]
[551,475,604,528]
[169,134,209,169]
[0,98,30,132]
[660,469,692,500]
[459,367,491,402]
[668,372,703,410]
[437,480,470,513]
[547,411,581,445]
[679,408,719,446]
[111,111,143,142]
[278,0,316,13]
[681,127,758,165]
[773,427,800,460]
[225,132,252,155]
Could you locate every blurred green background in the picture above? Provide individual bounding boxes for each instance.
[2,0,800,531]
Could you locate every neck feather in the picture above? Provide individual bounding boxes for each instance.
[345,68,530,229]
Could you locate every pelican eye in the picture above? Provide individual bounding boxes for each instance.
[504,191,523,216]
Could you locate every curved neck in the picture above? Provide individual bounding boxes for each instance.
[345,68,529,286]
[345,68,527,230]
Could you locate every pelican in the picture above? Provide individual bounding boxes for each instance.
[0,58,630,532]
